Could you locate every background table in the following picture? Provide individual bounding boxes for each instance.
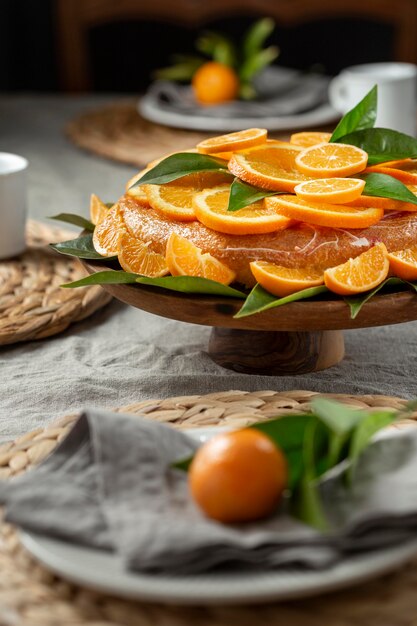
[1,95,417,441]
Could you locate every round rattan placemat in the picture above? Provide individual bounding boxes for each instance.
[0,220,112,346]
[1,389,417,626]
[66,102,295,168]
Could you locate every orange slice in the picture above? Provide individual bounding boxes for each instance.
[197,128,267,154]
[144,172,231,222]
[295,142,368,177]
[294,178,365,204]
[228,144,313,192]
[290,131,332,148]
[126,169,151,205]
[193,187,293,235]
[365,159,417,184]
[324,243,389,295]
[117,230,168,277]
[347,193,417,212]
[90,194,110,225]
[250,261,324,297]
[265,195,383,229]
[388,246,417,281]
[92,204,124,257]
[165,232,236,285]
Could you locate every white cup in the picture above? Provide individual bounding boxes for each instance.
[329,62,417,137]
[0,152,28,260]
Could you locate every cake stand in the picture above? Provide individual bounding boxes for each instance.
[82,259,417,376]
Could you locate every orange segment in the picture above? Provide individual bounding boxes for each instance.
[228,144,314,192]
[265,195,383,229]
[144,172,231,222]
[290,131,332,147]
[117,230,168,277]
[165,232,236,285]
[90,194,110,225]
[193,187,293,235]
[294,178,365,204]
[388,246,417,281]
[365,159,417,184]
[126,169,151,205]
[92,205,124,257]
[295,142,368,177]
[324,243,389,295]
[197,128,267,154]
[347,193,417,212]
[250,261,324,297]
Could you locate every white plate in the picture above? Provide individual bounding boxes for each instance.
[19,426,417,605]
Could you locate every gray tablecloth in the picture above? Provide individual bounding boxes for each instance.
[1,95,417,442]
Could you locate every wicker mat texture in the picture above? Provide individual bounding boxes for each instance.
[0,220,112,346]
[1,389,417,626]
[66,102,295,168]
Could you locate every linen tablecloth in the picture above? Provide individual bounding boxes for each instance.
[1,95,417,441]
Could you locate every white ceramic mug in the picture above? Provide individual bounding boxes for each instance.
[0,152,28,260]
[329,62,417,136]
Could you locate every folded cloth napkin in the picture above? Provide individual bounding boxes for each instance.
[1,409,417,575]
[145,68,330,119]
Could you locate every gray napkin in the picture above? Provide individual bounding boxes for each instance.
[1,409,417,575]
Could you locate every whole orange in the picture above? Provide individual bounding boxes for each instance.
[192,62,239,105]
[189,429,287,523]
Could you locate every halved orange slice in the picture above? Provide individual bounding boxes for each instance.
[294,178,365,204]
[265,195,383,229]
[92,205,124,257]
[193,187,293,235]
[290,131,332,148]
[347,193,417,212]
[295,143,368,177]
[388,246,417,281]
[228,144,313,192]
[165,232,236,285]
[126,169,151,205]
[250,261,324,297]
[117,230,168,277]
[90,194,110,225]
[324,243,389,295]
[197,128,267,154]
[144,172,231,221]
[365,159,417,184]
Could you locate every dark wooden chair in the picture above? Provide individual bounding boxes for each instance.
[55,0,417,91]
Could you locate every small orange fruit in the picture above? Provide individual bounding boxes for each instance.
[197,128,267,154]
[192,62,239,105]
[90,194,110,225]
[92,205,124,257]
[193,187,293,235]
[228,143,313,192]
[250,261,324,297]
[290,131,332,147]
[295,142,368,178]
[165,232,236,285]
[118,230,169,277]
[324,243,389,295]
[294,178,365,204]
[265,195,383,229]
[189,429,287,523]
[144,172,231,222]
[388,246,417,281]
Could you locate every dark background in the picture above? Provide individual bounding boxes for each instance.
[0,0,395,92]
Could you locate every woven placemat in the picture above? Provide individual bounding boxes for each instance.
[66,102,294,167]
[1,389,417,626]
[0,220,112,346]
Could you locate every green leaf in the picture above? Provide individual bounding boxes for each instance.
[330,85,377,142]
[196,32,237,67]
[344,277,404,319]
[227,179,278,212]
[239,46,279,83]
[337,128,417,165]
[129,153,230,188]
[311,398,365,435]
[62,271,246,298]
[239,82,257,100]
[49,213,94,232]
[154,56,204,81]
[347,410,396,483]
[361,172,417,206]
[50,234,113,260]
[243,18,276,61]
[235,284,329,318]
